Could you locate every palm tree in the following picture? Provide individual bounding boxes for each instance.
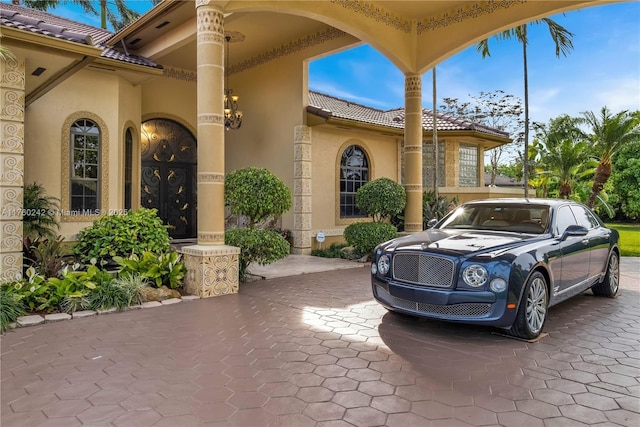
[0,46,16,63]
[476,18,574,198]
[10,0,148,30]
[580,107,640,208]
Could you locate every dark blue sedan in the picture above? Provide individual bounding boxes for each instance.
[371,199,620,339]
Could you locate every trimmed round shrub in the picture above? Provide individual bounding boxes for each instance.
[225,167,292,228]
[225,227,290,282]
[73,208,170,263]
[356,177,406,222]
[344,222,397,256]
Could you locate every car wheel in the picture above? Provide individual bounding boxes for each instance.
[591,252,619,297]
[509,272,548,340]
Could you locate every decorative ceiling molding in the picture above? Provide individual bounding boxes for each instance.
[164,66,197,82]
[230,27,347,74]
[328,0,527,35]
[329,0,411,33]
[418,0,527,34]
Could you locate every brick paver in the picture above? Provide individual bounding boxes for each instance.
[2,258,639,426]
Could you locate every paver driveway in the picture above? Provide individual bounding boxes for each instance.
[2,258,639,426]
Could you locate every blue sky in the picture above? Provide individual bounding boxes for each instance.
[25,1,640,128]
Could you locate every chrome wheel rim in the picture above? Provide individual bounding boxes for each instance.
[526,277,547,335]
[609,254,620,294]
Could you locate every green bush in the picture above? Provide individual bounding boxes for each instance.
[73,208,170,263]
[344,222,397,255]
[88,279,134,311]
[225,228,290,282]
[112,274,148,306]
[356,177,406,222]
[23,182,59,241]
[114,251,185,289]
[225,167,292,228]
[0,286,25,333]
[311,243,349,258]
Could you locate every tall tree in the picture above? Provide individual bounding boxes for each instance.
[476,18,574,197]
[580,107,640,208]
[10,0,155,30]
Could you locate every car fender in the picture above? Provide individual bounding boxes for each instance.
[508,251,552,310]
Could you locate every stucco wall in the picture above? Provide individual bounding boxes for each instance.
[24,69,142,241]
[310,126,400,234]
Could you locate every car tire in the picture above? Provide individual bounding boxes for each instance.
[509,271,548,340]
[591,251,620,298]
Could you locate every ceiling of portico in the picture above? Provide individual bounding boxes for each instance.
[113,0,613,76]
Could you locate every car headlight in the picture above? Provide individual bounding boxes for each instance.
[463,264,488,287]
[377,254,391,275]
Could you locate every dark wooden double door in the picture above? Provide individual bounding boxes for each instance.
[140,119,197,240]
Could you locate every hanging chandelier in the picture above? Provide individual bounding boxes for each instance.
[224,35,242,130]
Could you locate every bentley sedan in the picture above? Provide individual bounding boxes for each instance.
[371,199,620,339]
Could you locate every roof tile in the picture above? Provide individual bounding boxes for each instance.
[308,91,510,139]
[0,2,161,69]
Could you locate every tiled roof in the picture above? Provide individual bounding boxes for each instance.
[0,2,161,69]
[308,91,510,139]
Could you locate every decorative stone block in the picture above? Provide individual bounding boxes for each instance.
[0,252,21,282]
[72,310,97,318]
[182,245,240,298]
[1,187,23,220]
[142,301,162,308]
[45,313,72,322]
[0,122,24,153]
[17,315,44,326]
[0,220,22,252]
[0,153,24,186]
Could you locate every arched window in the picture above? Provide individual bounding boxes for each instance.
[340,145,369,218]
[124,128,133,210]
[70,119,101,213]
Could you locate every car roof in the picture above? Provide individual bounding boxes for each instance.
[462,198,577,208]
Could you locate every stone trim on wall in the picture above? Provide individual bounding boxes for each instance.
[0,55,25,281]
[293,125,312,254]
[60,111,109,222]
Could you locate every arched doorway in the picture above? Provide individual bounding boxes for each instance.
[140,119,197,239]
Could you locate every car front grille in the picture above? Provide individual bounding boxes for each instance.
[392,253,454,288]
[376,286,491,317]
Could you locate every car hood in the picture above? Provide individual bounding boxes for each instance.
[381,229,540,257]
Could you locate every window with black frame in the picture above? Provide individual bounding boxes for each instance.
[70,119,100,214]
[340,145,369,218]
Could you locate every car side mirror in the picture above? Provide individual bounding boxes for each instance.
[427,218,438,229]
[561,224,588,240]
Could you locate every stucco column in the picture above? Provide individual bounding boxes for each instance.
[0,55,25,282]
[292,125,312,254]
[182,0,240,297]
[404,73,423,233]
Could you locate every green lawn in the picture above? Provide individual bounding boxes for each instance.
[607,223,640,257]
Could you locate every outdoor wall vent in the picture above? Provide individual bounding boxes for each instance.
[155,21,170,29]
[129,38,142,45]
[31,67,46,76]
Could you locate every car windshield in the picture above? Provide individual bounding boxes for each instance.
[438,204,550,234]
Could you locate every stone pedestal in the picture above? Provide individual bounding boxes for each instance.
[182,245,240,298]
